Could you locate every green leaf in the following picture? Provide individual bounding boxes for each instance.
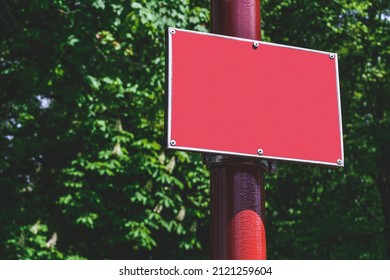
[92,0,105,10]
[86,75,101,90]
[67,35,79,46]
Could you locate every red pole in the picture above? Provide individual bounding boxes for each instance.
[208,0,266,260]
[211,0,261,40]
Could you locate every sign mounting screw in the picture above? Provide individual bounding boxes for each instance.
[337,159,342,165]
[257,149,263,155]
[329,54,335,60]
[170,140,176,146]
[169,29,176,35]
[253,41,260,49]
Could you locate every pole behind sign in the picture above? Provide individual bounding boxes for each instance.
[207,0,266,260]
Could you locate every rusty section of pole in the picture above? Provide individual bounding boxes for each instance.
[207,156,267,259]
[211,0,261,40]
[208,0,266,260]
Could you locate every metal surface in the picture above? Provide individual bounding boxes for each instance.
[211,0,261,40]
[209,0,266,260]
[166,28,344,167]
[203,154,268,170]
[257,149,264,155]
[209,157,266,259]
[167,28,339,56]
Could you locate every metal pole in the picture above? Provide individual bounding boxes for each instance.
[208,0,266,260]
[211,0,261,40]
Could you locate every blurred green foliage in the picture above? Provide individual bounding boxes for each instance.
[0,0,389,259]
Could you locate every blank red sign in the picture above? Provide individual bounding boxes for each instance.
[166,28,343,167]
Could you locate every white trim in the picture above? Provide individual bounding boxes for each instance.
[167,28,174,147]
[166,145,342,167]
[168,27,335,56]
[335,54,345,166]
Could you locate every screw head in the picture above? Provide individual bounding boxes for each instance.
[170,140,176,146]
[169,29,176,35]
[337,159,343,165]
[257,149,264,155]
[329,54,335,60]
[253,41,260,49]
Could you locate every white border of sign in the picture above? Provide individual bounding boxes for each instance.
[166,27,344,167]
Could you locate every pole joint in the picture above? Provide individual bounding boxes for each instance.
[202,154,277,173]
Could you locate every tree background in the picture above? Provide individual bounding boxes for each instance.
[0,0,389,259]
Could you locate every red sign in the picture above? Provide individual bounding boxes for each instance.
[166,28,343,167]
